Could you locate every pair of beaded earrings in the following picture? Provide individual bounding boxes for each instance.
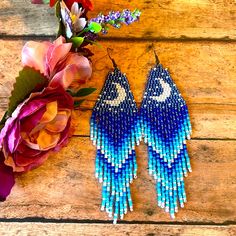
[90,47,192,223]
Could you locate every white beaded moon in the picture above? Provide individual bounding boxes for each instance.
[150,78,172,102]
[103,83,127,106]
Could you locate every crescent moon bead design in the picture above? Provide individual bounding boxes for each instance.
[142,67,185,108]
[103,83,127,106]
[150,78,172,102]
[94,71,138,113]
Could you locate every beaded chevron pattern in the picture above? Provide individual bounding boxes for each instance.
[140,64,192,218]
[90,68,142,223]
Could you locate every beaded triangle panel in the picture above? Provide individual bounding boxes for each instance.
[90,68,142,223]
[140,64,192,218]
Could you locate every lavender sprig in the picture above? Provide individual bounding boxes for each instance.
[90,9,141,34]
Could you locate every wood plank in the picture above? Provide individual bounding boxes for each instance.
[0,103,235,142]
[0,223,235,236]
[79,41,236,105]
[1,40,235,139]
[1,40,236,105]
[0,137,235,223]
[73,104,236,139]
[1,0,236,40]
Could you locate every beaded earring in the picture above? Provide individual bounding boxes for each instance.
[140,46,192,218]
[90,49,142,223]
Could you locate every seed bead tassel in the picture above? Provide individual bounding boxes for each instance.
[90,68,142,223]
[140,64,192,218]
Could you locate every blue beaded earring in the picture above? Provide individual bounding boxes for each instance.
[90,49,142,223]
[140,46,192,218]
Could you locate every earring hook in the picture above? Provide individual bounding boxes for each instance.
[107,48,117,68]
[152,43,160,65]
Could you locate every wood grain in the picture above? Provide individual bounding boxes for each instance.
[0,0,236,40]
[0,40,236,105]
[1,40,235,140]
[0,223,235,236]
[1,0,236,232]
[0,137,235,223]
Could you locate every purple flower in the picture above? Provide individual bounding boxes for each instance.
[89,9,141,34]
[84,31,99,41]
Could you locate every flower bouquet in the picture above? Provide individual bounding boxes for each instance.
[0,0,140,200]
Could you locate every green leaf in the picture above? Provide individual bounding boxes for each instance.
[57,21,66,38]
[88,22,102,33]
[74,100,85,108]
[55,0,61,18]
[71,37,84,48]
[73,88,96,97]
[0,111,8,131]
[7,67,48,116]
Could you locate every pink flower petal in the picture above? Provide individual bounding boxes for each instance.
[21,137,40,151]
[20,106,46,133]
[13,151,49,172]
[47,43,72,74]
[37,129,60,150]
[45,110,71,133]
[53,36,67,46]
[22,41,51,75]
[39,101,58,124]
[64,53,92,88]
[19,100,46,120]
[49,64,79,89]
[17,141,43,156]
[7,121,21,153]
[14,151,43,167]
[53,118,71,152]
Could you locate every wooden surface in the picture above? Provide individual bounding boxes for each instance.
[0,138,235,223]
[0,223,235,236]
[1,0,236,40]
[0,0,236,235]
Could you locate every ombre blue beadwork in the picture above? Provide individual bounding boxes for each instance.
[90,68,142,223]
[140,64,192,218]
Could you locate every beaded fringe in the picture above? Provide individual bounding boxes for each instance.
[140,64,192,218]
[90,68,142,223]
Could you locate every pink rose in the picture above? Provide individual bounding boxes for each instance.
[0,84,74,173]
[22,36,92,90]
[0,36,92,200]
